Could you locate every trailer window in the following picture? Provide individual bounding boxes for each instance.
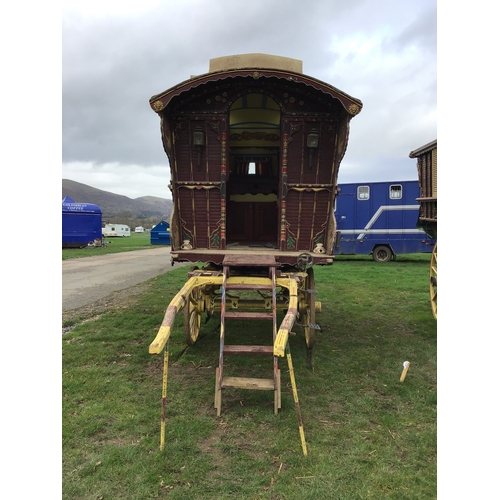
[390,185,402,199]
[357,186,370,200]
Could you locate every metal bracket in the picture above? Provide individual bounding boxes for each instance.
[296,323,321,330]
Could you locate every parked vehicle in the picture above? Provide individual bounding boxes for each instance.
[150,220,171,245]
[102,223,131,237]
[62,196,102,248]
[409,139,437,319]
[334,180,435,262]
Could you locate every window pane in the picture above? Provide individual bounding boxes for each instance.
[390,185,402,199]
[357,186,369,200]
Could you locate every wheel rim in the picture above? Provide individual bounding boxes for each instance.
[430,243,437,320]
[374,246,392,262]
[184,287,202,345]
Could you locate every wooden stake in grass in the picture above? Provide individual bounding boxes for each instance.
[400,361,410,382]
[286,341,307,456]
[160,342,169,450]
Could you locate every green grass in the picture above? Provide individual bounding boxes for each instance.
[62,254,436,499]
[62,232,160,260]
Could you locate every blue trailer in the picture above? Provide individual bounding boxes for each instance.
[150,220,171,245]
[62,196,103,248]
[334,180,436,262]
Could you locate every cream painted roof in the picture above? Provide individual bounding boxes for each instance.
[209,53,303,74]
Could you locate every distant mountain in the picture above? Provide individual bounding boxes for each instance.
[62,179,173,223]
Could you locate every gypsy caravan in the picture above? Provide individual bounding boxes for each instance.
[148,54,363,454]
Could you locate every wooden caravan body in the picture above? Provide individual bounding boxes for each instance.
[149,56,363,451]
[149,54,363,267]
[409,139,437,320]
[409,139,437,239]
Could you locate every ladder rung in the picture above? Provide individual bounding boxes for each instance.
[226,284,272,291]
[223,255,278,267]
[221,376,275,390]
[223,345,274,355]
[224,312,274,320]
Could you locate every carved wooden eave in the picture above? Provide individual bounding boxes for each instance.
[150,68,363,117]
[409,139,437,158]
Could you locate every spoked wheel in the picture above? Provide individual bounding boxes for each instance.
[184,286,203,345]
[430,243,437,320]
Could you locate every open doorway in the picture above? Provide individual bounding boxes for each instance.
[226,93,280,247]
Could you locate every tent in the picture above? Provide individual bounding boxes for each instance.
[62,196,103,248]
[150,220,171,245]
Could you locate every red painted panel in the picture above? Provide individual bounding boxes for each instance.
[177,187,221,249]
[285,189,331,251]
[173,117,225,183]
[284,118,338,185]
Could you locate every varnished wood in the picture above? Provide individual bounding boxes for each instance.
[221,377,275,391]
[224,311,273,320]
[223,345,274,355]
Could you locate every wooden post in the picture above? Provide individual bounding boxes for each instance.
[286,342,307,456]
[400,361,410,382]
[160,343,169,450]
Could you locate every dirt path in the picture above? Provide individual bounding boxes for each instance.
[62,247,189,327]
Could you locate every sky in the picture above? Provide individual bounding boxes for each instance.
[61,0,437,200]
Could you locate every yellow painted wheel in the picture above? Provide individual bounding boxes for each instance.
[184,286,203,345]
[430,243,437,320]
[304,267,316,349]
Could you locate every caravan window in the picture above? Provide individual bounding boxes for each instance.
[357,186,370,200]
[390,185,402,199]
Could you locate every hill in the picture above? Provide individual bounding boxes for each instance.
[62,179,173,227]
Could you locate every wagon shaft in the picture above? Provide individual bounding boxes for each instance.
[148,272,301,356]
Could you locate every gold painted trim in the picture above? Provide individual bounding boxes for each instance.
[152,100,165,112]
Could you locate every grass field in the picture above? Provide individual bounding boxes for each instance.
[62,253,437,499]
[62,232,155,260]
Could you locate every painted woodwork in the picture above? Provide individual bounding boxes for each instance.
[150,58,362,265]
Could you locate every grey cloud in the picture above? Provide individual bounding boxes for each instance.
[62,0,436,195]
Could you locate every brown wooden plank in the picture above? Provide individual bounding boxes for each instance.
[222,377,274,390]
[225,284,273,290]
[223,254,278,267]
[223,345,274,355]
[224,312,273,320]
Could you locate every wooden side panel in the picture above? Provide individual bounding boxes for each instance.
[173,120,193,183]
[172,117,224,183]
[418,151,435,200]
[177,187,221,249]
[432,148,437,198]
[281,117,337,252]
[284,189,331,251]
[284,119,338,185]
[170,116,226,250]
[415,146,437,236]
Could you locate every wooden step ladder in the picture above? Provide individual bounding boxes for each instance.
[214,254,281,416]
